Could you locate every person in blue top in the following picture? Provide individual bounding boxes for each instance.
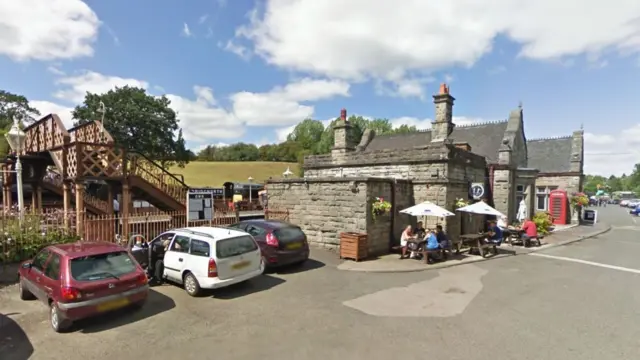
[423,229,441,264]
[486,220,503,245]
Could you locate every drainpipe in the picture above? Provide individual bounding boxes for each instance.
[488,165,495,197]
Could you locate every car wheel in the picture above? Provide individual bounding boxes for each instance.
[18,278,35,301]
[183,272,201,297]
[50,302,71,333]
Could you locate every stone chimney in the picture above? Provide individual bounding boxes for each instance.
[431,83,455,142]
[332,108,355,155]
[570,128,584,173]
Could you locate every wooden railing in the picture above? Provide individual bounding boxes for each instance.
[42,173,110,213]
[127,152,189,205]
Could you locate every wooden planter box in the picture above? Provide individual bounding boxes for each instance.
[340,232,368,261]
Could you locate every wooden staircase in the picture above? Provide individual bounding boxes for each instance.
[40,175,110,215]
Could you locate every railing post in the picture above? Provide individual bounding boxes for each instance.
[75,182,85,239]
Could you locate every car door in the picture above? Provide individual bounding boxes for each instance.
[163,235,191,281]
[41,252,62,302]
[25,249,52,303]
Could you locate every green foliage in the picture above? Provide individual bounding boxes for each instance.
[371,197,392,222]
[0,90,41,128]
[72,86,189,167]
[1,216,80,263]
[533,211,553,235]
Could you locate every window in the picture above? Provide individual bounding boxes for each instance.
[246,225,265,237]
[515,184,526,219]
[227,223,247,231]
[216,236,258,259]
[44,253,61,280]
[190,239,210,257]
[32,250,50,272]
[170,235,190,252]
[70,251,137,281]
[536,186,559,211]
[516,185,525,193]
[274,226,305,243]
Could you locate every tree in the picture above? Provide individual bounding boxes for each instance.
[0,90,41,128]
[287,119,325,153]
[72,86,189,167]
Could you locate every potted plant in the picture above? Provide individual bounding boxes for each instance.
[454,198,469,209]
[371,197,392,221]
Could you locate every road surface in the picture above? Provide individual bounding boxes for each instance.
[2,205,639,360]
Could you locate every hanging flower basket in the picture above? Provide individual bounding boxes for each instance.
[454,198,469,209]
[570,192,589,211]
[372,197,392,221]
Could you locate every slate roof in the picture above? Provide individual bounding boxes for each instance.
[365,121,509,163]
[526,137,573,173]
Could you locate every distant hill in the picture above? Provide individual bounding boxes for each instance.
[169,161,299,187]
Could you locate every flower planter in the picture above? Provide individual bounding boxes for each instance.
[340,232,368,262]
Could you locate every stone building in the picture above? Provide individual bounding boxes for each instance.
[266,83,584,253]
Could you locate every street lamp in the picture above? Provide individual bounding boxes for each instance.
[97,101,106,141]
[248,176,253,204]
[5,119,27,224]
[283,167,293,178]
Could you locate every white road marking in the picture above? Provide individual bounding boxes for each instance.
[530,253,640,274]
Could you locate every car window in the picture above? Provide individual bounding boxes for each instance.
[190,239,210,257]
[44,253,61,280]
[70,251,137,281]
[32,250,51,272]
[152,232,175,247]
[216,235,258,259]
[274,226,305,242]
[170,235,190,253]
[246,225,265,237]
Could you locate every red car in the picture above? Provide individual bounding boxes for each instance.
[17,242,149,333]
[228,220,309,270]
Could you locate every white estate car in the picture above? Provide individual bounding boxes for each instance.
[153,227,264,297]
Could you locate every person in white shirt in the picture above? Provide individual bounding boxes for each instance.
[400,225,418,259]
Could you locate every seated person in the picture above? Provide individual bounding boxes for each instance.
[414,221,426,239]
[520,217,538,244]
[486,220,503,244]
[497,215,511,238]
[400,225,417,259]
[424,229,441,264]
[131,235,148,251]
[435,225,450,249]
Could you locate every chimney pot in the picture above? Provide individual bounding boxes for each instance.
[439,83,449,95]
[340,108,347,121]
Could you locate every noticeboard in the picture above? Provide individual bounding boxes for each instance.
[582,209,597,225]
[187,188,214,221]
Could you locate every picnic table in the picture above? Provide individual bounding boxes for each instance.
[459,233,498,257]
[507,228,542,247]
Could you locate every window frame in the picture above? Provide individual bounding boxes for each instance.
[170,235,191,253]
[189,239,211,257]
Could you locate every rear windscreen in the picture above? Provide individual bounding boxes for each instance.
[274,227,305,242]
[216,236,258,259]
[70,251,137,281]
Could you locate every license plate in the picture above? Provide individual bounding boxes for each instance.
[232,260,250,270]
[286,242,302,250]
[96,298,129,312]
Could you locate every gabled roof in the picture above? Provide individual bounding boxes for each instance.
[364,121,508,163]
[526,137,573,173]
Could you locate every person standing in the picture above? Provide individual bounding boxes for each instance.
[113,197,120,235]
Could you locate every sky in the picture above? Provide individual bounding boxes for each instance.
[1,0,640,176]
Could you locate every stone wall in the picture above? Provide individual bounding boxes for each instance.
[265,178,396,256]
[493,169,515,223]
[536,175,582,195]
[265,179,368,251]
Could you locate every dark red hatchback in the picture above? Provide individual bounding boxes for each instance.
[228,220,309,270]
[17,242,149,333]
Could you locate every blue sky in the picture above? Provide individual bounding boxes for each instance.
[1,0,640,176]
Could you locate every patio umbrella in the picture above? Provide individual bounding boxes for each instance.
[400,201,455,217]
[456,201,506,217]
[516,199,527,222]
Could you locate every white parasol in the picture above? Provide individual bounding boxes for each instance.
[516,199,527,222]
[456,201,505,217]
[400,201,455,217]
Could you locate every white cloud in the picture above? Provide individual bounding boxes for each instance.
[233,0,640,98]
[53,70,149,103]
[222,40,251,60]
[198,15,209,24]
[230,78,350,126]
[30,100,74,128]
[584,127,640,176]
[37,71,349,144]
[0,0,100,61]
[182,23,192,37]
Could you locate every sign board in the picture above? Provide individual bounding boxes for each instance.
[187,188,214,221]
[582,209,598,225]
[469,183,485,200]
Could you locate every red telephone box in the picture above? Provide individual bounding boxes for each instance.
[548,190,568,225]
